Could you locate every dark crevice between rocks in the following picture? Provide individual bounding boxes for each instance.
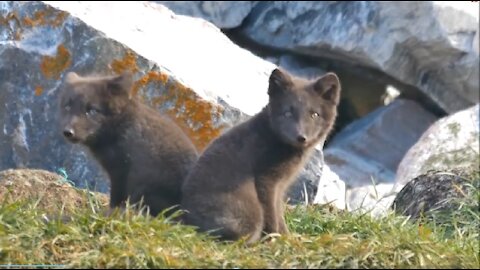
[222,28,447,146]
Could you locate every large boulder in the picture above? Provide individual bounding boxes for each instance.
[314,163,399,217]
[313,165,346,210]
[324,99,437,188]
[344,183,397,217]
[392,170,474,220]
[155,1,256,29]
[0,1,325,203]
[314,99,438,216]
[237,1,479,114]
[395,104,480,186]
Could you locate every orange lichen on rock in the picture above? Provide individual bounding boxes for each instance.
[0,12,21,26]
[109,52,225,150]
[40,44,72,80]
[154,80,225,151]
[132,71,169,97]
[22,8,67,27]
[0,12,23,40]
[1,6,67,41]
[111,50,139,75]
[34,86,44,96]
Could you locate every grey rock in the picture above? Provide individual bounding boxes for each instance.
[345,183,397,217]
[324,99,438,188]
[314,163,398,217]
[239,1,479,114]
[313,99,437,217]
[392,170,473,220]
[313,164,346,209]
[276,54,326,80]
[395,104,480,186]
[155,1,256,29]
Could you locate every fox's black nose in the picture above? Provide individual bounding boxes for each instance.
[63,129,74,138]
[297,135,306,143]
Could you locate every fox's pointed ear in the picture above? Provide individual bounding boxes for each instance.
[65,72,80,84]
[268,68,291,97]
[313,73,341,104]
[106,72,133,96]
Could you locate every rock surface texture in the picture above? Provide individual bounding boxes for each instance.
[392,170,473,220]
[395,104,480,187]
[155,1,256,29]
[237,1,479,114]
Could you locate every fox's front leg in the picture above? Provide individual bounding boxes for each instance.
[255,180,279,234]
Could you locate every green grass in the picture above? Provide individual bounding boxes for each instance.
[0,176,478,269]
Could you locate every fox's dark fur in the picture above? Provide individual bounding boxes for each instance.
[58,72,199,216]
[180,68,341,243]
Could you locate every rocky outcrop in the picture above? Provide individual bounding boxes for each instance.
[155,1,256,29]
[313,99,437,216]
[0,1,325,203]
[324,99,437,188]
[237,1,479,114]
[395,104,480,186]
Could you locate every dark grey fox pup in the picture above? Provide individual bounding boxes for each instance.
[58,72,199,216]
[181,68,341,243]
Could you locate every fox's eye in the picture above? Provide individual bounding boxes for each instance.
[284,111,293,118]
[311,112,319,119]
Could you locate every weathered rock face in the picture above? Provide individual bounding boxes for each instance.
[0,1,325,203]
[265,54,326,81]
[313,99,437,216]
[345,183,397,217]
[237,1,479,114]
[324,99,438,188]
[155,1,256,29]
[392,170,473,220]
[395,104,480,186]
[313,165,346,210]
[314,164,398,217]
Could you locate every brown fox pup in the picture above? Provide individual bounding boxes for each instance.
[58,72,199,217]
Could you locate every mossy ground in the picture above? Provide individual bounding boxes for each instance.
[0,169,478,269]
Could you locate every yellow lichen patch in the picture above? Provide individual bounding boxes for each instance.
[158,80,225,151]
[40,44,72,80]
[14,30,22,41]
[111,50,139,75]
[34,86,44,96]
[109,51,225,150]
[0,12,23,40]
[137,73,224,151]
[22,7,67,28]
[1,7,67,41]
[0,12,20,26]
[132,71,169,97]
